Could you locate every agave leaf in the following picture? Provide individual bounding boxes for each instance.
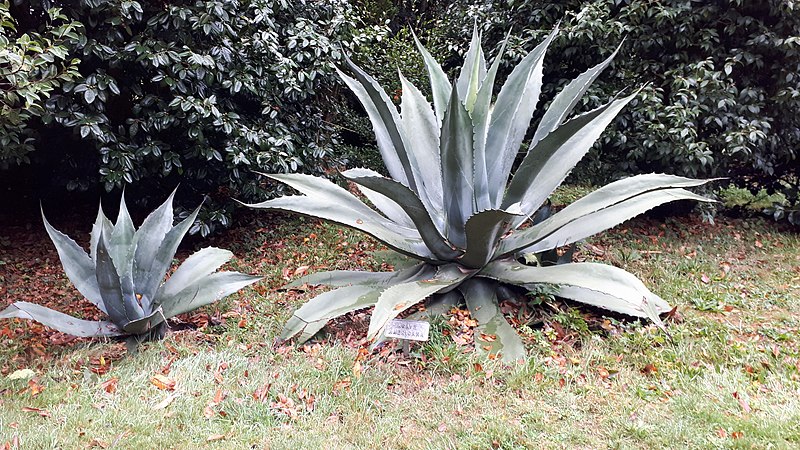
[367,264,473,340]
[132,188,177,308]
[399,71,444,215]
[503,91,638,223]
[480,260,671,323]
[342,169,459,260]
[96,229,143,324]
[460,278,526,362]
[472,32,509,212]
[457,23,487,112]
[141,204,201,304]
[287,262,437,288]
[486,26,558,206]
[109,194,137,278]
[0,302,124,337]
[245,174,435,260]
[121,307,165,335]
[157,247,233,303]
[500,183,713,256]
[337,60,415,189]
[281,285,383,342]
[160,271,261,318]
[89,202,113,263]
[440,81,475,248]
[461,209,519,269]
[346,167,415,228]
[531,41,623,147]
[41,209,106,314]
[411,29,452,124]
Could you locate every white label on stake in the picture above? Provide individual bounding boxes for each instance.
[385,319,430,341]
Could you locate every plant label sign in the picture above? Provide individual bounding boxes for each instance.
[385,319,430,341]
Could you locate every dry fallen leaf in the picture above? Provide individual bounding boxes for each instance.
[150,374,176,391]
[732,391,751,413]
[206,434,225,442]
[99,377,118,394]
[20,406,50,418]
[153,393,179,410]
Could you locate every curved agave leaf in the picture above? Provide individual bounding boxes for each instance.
[132,188,177,309]
[96,229,143,324]
[287,262,437,288]
[42,209,105,314]
[486,26,558,207]
[140,204,201,303]
[498,175,713,256]
[108,194,137,278]
[121,307,165,335]
[457,23,487,112]
[0,302,123,337]
[460,278,526,363]
[530,41,623,147]
[245,174,435,260]
[371,290,463,350]
[480,259,670,325]
[160,271,261,319]
[345,167,415,228]
[342,169,459,260]
[411,29,452,124]
[399,72,444,216]
[461,209,519,269]
[440,81,475,248]
[281,285,383,342]
[503,91,638,223]
[339,57,420,191]
[157,247,233,302]
[367,264,473,340]
[472,32,509,212]
[89,202,113,263]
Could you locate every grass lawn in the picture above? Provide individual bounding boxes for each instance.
[1,196,798,449]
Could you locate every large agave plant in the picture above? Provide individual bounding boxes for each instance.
[247,26,712,361]
[0,190,261,342]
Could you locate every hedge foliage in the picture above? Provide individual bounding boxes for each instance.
[420,0,800,216]
[1,0,374,233]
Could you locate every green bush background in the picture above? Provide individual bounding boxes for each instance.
[2,0,798,229]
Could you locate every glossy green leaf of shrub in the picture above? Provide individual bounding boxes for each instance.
[0,190,261,342]
[247,26,712,361]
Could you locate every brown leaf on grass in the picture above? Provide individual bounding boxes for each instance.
[149,374,176,391]
[271,393,298,420]
[99,377,118,394]
[253,383,271,403]
[731,431,743,439]
[203,404,216,419]
[732,391,752,413]
[206,434,225,442]
[293,265,310,277]
[20,406,50,417]
[716,428,727,438]
[25,379,45,397]
[641,363,658,376]
[212,388,226,405]
[153,393,179,410]
[700,273,711,284]
[87,438,110,448]
[352,361,362,378]
[333,377,351,393]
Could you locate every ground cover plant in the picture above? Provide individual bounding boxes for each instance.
[0,206,798,448]
[0,190,260,345]
[247,26,712,361]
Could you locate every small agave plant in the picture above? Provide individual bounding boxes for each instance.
[0,190,261,343]
[247,26,712,361]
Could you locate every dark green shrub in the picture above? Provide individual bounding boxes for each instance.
[426,0,800,213]
[1,0,368,233]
